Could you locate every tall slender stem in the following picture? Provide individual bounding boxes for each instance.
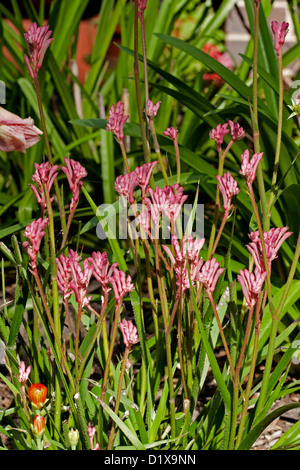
[252,1,268,230]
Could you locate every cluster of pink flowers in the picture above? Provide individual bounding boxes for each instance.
[209,120,245,148]
[56,249,135,308]
[30,161,59,211]
[24,22,53,79]
[22,217,49,271]
[145,184,188,227]
[106,101,129,143]
[163,234,205,293]
[271,21,289,56]
[61,157,88,213]
[239,149,264,186]
[145,99,161,118]
[119,318,139,349]
[216,171,240,212]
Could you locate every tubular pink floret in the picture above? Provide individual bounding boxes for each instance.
[246,227,292,271]
[88,251,118,294]
[237,267,267,307]
[18,361,31,384]
[119,318,139,349]
[22,218,49,270]
[239,149,264,185]
[196,258,224,293]
[106,101,129,143]
[271,21,289,55]
[216,171,240,211]
[209,123,229,146]
[163,127,178,140]
[109,268,135,304]
[24,22,53,77]
[145,99,161,118]
[0,107,42,153]
[61,158,87,211]
[134,161,158,196]
[30,161,59,209]
[228,120,245,142]
[114,172,138,205]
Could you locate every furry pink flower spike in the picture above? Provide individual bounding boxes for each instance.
[239,149,264,185]
[106,101,129,143]
[119,318,139,349]
[30,161,59,210]
[61,157,87,212]
[0,107,42,153]
[216,172,240,212]
[109,268,135,304]
[134,161,158,197]
[228,120,245,142]
[24,22,53,78]
[114,172,138,205]
[145,99,161,118]
[246,227,292,271]
[237,267,267,307]
[132,0,148,19]
[271,21,289,55]
[163,127,178,140]
[22,218,49,270]
[196,258,224,293]
[209,123,229,147]
[89,251,118,295]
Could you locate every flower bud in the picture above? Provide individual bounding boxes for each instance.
[32,414,46,437]
[28,383,48,409]
[69,428,79,449]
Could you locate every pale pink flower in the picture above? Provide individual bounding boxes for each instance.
[22,218,49,270]
[271,21,289,55]
[56,253,73,301]
[196,258,224,293]
[18,361,31,384]
[216,172,240,211]
[88,251,118,295]
[24,22,53,78]
[30,161,59,210]
[145,99,161,118]
[239,149,264,185]
[209,123,229,146]
[246,227,292,271]
[61,158,87,212]
[109,268,135,304]
[0,107,42,153]
[237,267,267,307]
[228,120,245,142]
[114,172,138,205]
[106,101,129,143]
[119,318,139,349]
[134,161,157,198]
[163,127,178,140]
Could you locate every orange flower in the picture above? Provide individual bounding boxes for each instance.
[32,415,46,437]
[28,383,48,409]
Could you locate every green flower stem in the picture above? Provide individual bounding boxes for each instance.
[100,301,123,403]
[206,143,231,260]
[210,208,230,259]
[120,140,131,174]
[267,49,284,228]
[148,118,170,186]
[33,74,64,231]
[44,185,62,437]
[177,292,189,400]
[153,224,176,438]
[235,294,263,448]
[32,269,75,392]
[208,291,235,378]
[142,238,159,342]
[254,229,300,421]
[252,1,268,229]
[107,346,130,450]
[133,1,151,164]
[173,137,181,185]
[229,303,255,449]
[77,293,109,381]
